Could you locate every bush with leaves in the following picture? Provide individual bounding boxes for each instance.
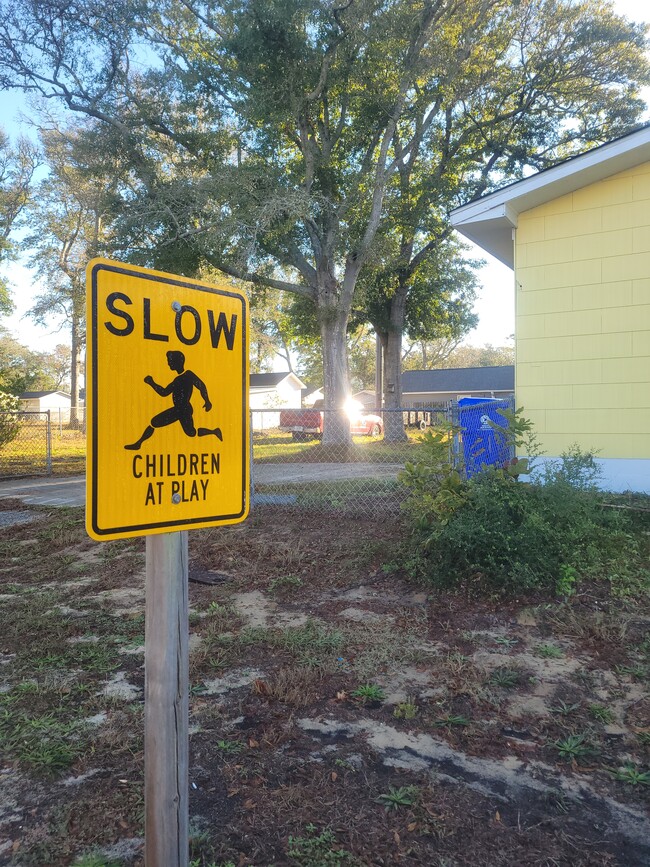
[400,427,644,598]
[0,391,20,448]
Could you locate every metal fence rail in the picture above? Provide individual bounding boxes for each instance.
[0,412,52,479]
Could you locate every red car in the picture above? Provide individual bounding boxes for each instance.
[349,412,383,437]
[279,406,383,439]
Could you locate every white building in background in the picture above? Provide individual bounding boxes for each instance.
[19,390,72,420]
[249,372,306,431]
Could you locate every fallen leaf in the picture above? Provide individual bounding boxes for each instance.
[331,771,337,782]
[393,830,401,845]
[407,822,417,832]
[336,690,347,701]
[243,799,255,810]
[119,820,129,830]
[494,810,501,823]
[248,738,259,748]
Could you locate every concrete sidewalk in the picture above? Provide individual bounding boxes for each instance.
[0,462,402,508]
[0,475,86,507]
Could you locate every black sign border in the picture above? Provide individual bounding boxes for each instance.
[89,260,248,537]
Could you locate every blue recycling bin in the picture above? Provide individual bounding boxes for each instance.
[458,397,513,478]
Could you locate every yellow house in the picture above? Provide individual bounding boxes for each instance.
[450,125,650,493]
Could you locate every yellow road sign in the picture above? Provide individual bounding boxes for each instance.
[86,258,249,540]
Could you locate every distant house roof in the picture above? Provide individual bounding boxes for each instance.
[402,366,514,394]
[19,391,71,400]
[250,372,305,390]
[450,124,650,267]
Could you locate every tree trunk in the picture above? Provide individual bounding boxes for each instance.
[382,291,408,443]
[320,310,352,445]
[375,332,383,411]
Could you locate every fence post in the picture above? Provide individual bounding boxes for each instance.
[249,412,255,510]
[448,401,460,471]
[46,411,52,475]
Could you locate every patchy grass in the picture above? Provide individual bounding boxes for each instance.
[252,427,425,463]
[0,502,649,866]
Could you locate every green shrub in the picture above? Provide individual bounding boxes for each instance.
[0,391,20,448]
[541,442,603,491]
[400,434,642,598]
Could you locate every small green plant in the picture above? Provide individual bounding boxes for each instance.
[610,764,650,786]
[334,758,357,772]
[637,732,650,746]
[550,700,580,716]
[215,739,244,754]
[494,637,518,649]
[393,701,418,720]
[556,564,578,598]
[433,714,470,728]
[190,683,209,696]
[73,854,121,867]
[350,684,385,703]
[546,443,603,491]
[535,644,564,659]
[615,664,647,680]
[588,704,614,724]
[489,668,520,688]
[375,785,419,811]
[287,824,354,865]
[0,709,87,776]
[268,575,304,593]
[553,733,594,762]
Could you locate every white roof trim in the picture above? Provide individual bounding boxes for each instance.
[450,125,650,268]
[249,372,306,391]
[402,388,512,395]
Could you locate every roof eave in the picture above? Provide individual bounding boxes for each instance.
[450,125,650,269]
[451,204,518,267]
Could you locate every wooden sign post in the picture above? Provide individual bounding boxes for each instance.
[85,259,249,867]
[144,531,189,867]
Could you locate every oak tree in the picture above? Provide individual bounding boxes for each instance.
[1,0,647,439]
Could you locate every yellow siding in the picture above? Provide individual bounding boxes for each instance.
[516,160,650,460]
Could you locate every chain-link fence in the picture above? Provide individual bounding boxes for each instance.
[49,406,87,475]
[251,399,516,517]
[251,406,451,517]
[0,412,52,479]
[50,405,87,435]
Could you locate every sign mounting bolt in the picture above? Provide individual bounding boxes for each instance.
[171,493,181,504]
[172,301,182,312]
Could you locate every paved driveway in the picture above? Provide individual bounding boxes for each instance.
[0,475,87,507]
[0,462,403,508]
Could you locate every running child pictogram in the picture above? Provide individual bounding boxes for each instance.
[125,350,222,450]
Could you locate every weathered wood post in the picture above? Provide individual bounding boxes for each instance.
[145,531,189,867]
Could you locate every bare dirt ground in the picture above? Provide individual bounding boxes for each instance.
[0,500,649,866]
